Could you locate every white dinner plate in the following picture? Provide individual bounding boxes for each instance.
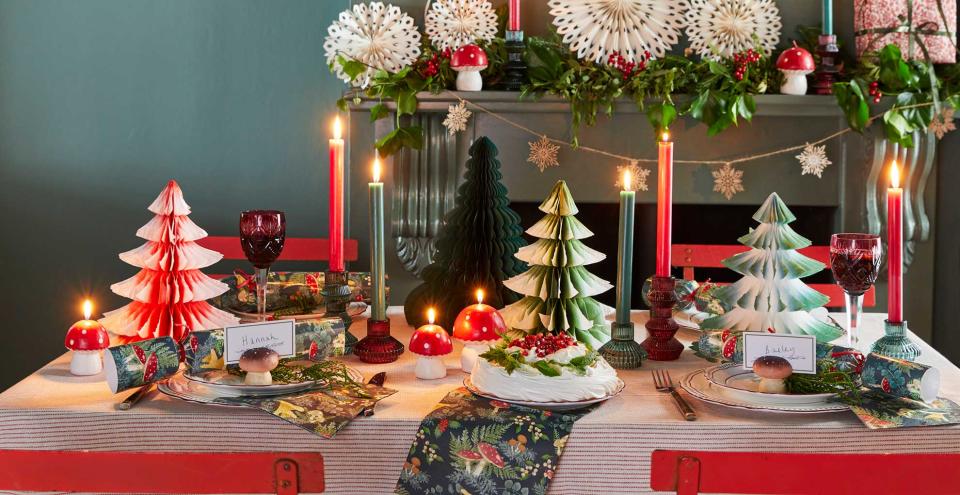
[160,366,363,406]
[463,376,625,412]
[680,369,848,414]
[703,363,837,406]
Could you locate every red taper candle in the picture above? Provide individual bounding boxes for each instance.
[508,0,520,31]
[655,132,674,277]
[887,162,903,322]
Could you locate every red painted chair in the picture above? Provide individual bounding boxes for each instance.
[198,236,359,278]
[0,450,324,494]
[672,244,875,308]
[651,450,960,494]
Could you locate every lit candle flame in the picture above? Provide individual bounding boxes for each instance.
[427,308,436,325]
[476,289,484,305]
[82,299,93,320]
[890,161,901,188]
[661,131,670,142]
[623,169,632,192]
[373,157,381,183]
[333,116,342,140]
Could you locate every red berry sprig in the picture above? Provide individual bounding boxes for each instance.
[868,81,882,103]
[607,50,651,80]
[417,48,452,78]
[732,49,761,81]
[508,333,577,358]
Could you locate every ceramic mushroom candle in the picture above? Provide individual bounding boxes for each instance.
[776,42,815,95]
[65,300,111,376]
[453,289,507,372]
[239,347,280,385]
[451,44,488,91]
[409,308,453,379]
[753,355,793,393]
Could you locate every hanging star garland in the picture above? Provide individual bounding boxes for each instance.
[796,143,831,178]
[713,163,745,200]
[528,135,560,172]
[442,101,472,135]
[615,161,651,191]
[929,107,956,139]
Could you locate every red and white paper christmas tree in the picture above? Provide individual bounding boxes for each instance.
[100,180,239,343]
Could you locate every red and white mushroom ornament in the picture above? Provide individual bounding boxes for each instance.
[776,42,815,96]
[64,300,111,376]
[409,308,453,380]
[452,289,507,372]
[450,44,488,91]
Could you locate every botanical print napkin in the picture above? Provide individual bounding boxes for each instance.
[849,389,960,429]
[215,382,396,438]
[395,388,597,495]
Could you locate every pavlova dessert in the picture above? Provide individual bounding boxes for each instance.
[473,333,622,402]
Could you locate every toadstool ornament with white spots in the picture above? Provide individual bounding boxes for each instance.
[452,289,507,372]
[451,44,488,91]
[409,308,453,379]
[65,300,111,376]
[776,42,815,96]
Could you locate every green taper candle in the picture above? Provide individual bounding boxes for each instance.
[616,171,636,324]
[370,158,386,321]
[822,0,833,35]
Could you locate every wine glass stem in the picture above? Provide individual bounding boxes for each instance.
[256,267,269,321]
[845,292,864,346]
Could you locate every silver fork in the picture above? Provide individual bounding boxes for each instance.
[652,369,697,421]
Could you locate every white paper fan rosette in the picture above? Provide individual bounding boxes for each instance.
[685,0,782,59]
[425,0,498,51]
[548,0,689,62]
[324,2,422,88]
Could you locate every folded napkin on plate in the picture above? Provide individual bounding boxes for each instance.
[215,382,396,438]
[395,388,597,495]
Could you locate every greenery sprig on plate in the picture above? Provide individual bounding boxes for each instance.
[228,358,370,398]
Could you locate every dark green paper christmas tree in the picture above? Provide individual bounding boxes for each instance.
[404,136,528,329]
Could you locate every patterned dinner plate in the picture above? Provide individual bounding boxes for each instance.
[703,363,837,406]
[680,369,848,414]
[463,376,625,412]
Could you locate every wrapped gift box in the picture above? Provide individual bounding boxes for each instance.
[855,0,957,63]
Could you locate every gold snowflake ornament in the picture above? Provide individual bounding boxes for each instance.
[442,101,472,135]
[615,161,651,191]
[796,143,831,178]
[713,163,745,200]
[930,107,956,140]
[528,136,560,172]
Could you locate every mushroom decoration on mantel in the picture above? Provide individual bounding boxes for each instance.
[776,42,815,95]
[452,289,508,372]
[65,300,111,376]
[451,44,488,91]
[409,308,454,379]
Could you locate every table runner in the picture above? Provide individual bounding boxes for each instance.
[3,310,960,494]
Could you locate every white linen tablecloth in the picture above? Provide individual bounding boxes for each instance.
[2,309,959,494]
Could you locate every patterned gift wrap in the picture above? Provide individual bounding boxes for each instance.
[105,337,183,393]
[854,0,957,63]
[183,318,345,373]
[861,352,941,402]
[210,271,382,315]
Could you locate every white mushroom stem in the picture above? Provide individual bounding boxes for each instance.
[758,378,787,394]
[780,70,810,96]
[414,355,447,380]
[69,350,103,376]
[455,70,483,91]
[472,458,488,476]
[460,342,494,372]
[244,371,273,386]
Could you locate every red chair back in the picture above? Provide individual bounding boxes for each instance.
[198,236,359,278]
[651,450,960,494]
[0,450,324,494]
[672,244,875,308]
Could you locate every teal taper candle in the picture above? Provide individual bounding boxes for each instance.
[369,158,386,321]
[822,0,833,35]
[616,171,636,324]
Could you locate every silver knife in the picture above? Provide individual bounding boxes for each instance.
[117,383,154,411]
[360,372,386,417]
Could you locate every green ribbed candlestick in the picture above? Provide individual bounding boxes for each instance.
[599,184,644,369]
[871,319,921,361]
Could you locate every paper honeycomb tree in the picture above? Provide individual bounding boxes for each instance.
[700,192,844,342]
[100,180,239,343]
[499,180,613,350]
[404,136,528,329]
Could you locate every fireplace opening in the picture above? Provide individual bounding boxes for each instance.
[511,202,839,309]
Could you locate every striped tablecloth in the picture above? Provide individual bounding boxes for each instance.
[2,309,959,494]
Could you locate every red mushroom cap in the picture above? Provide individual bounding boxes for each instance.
[776,42,815,72]
[457,449,483,460]
[65,320,110,351]
[451,44,488,71]
[409,324,454,356]
[453,304,507,342]
[476,443,505,468]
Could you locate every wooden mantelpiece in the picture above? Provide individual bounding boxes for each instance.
[345,91,938,339]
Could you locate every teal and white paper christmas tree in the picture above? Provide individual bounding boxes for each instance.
[700,193,844,342]
[500,181,613,349]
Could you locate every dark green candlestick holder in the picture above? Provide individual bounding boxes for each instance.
[871,319,921,361]
[598,321,646,369]
[324,270,357,355]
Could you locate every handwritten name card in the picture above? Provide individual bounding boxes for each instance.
[223,320,296,364]
[742,333,817,374]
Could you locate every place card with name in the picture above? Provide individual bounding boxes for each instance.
[224,320,296,364]
[742,333,817,374]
